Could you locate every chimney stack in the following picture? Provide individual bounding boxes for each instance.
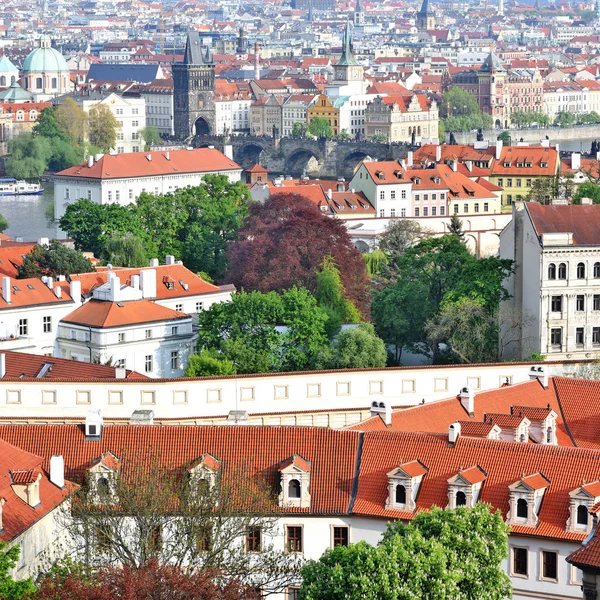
[224,144,233,160]
[459,387,475,416]
[0,353,5,378]
[70,280,82,304]
[452,160,458,172]
[407,151,414,167]
[50,455,65,489]
[466,160,473,172]
[46,276,53,289]
[109,276,120,303]
[85,408,103,439]
[131,274,140,290]
[528,365,548,389]
[149,258,159,267]
[370,401,392,427]
[448,421,461,444]
[165,255,175,265]
[88,155,94,168]
[495,139,503,160]
[140,269,157,299]
[436,145,442,162]
[327,188,332,199]
[1,277,10,304]
[571,152,581,171]
[54,286,62,299]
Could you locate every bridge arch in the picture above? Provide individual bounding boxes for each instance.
[235,142,266,169]
[194,117,211,136]
[339,150,373,180]
[285,148,321,177]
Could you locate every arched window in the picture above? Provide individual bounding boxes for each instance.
[10,76,15,85]
[577,263,586,279]
[456,491,467,506]
[594,262,600,278]
[0,76,5,86]
[395,484,406,504]
[546,427,553,443]
[517,498,528,519]
[51,77,57,88]
[577,504,589,526]
[35,77,43,89]
[548,264,556,280]
[196,478,210,495]
[288,479,301,499]
[520,433,526,443]
[97,477,110,502]
[558,263,567,279]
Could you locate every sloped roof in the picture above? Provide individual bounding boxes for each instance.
[0,276,74,310]
[526,203,600,246]
[87,63,162,84]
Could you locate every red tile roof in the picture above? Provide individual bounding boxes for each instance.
[398,460,428,477]
[484,413,529,428]
[521,472,551,491]
[0,438,76,542]
[526,203,600,246]
[457,421,498,438]
[0,244,36,278]
[55,148,241,180]
[491,146,558,177]
[457,465,487,485]
[0,276,74,310]
[567,526,600,568]
[61,299,189,328]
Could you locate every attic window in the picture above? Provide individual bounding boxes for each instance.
[503,162,511,168]
[165,281,175,290]
[12,286,19,292]
[541,162,548,168]
[116,302,124,308]
[516,162,523,168]
[27,284,34,290]
[525,162,532,168]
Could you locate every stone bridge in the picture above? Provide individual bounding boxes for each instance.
[192,135,412,180]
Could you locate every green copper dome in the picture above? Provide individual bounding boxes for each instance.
[22,36,68,74]
[0,82,33,102]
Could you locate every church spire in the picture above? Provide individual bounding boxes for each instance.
[336,22,360,66]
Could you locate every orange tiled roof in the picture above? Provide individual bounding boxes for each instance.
[526,203,600,246]
[61,298,189,328]
[457,465,487,485]
[0,276,74,310]
[491,146,558,177]
[55,148,241,180]
[0,438,76,542]
[456,421,498,438]
[0,244,36,278]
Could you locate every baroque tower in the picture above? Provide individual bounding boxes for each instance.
[173,32,216,140]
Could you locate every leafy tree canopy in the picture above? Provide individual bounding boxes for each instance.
[17,240,94,279]
[32,106,68,140]
[441,87,493,132]
[139,125,162,151]
[316,324,387,370]
[0,542,36,600]
[88,104,120,153]
[308,116,333,139]
[185,349,236,377]
[573,181,600,204]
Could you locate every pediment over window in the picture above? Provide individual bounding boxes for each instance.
[87,452,122,505]
[278,454,311,508]
[567,481,600,533]
[447,465,487,509]
[385,460,428,512]
[189,453,221,475]
[88,451,122,474]
[507,472,550,528]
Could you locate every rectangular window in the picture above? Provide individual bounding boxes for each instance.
[287,588,300,600]
[286,526,303,553]
[507,178,513,187]
[474,203,479,213]
[118,332,125,342]
[379,191,385,200]
[423,207,428,216]
[441,193,446,200]
[542,550,558,580]
[551,328,562,347]
[464,203,468,213]
[497,178,503,187]
[170,351,179,371]
[175,303,183,312]
[576,327,584,345]
[593,327,600,345]
[424,194,429,201]
[246,527,261,552]
[145,329,152,339]
[440,206,445,216]
[145,355,153,373]
[390,208,396,217]
[401,208,406,217]
[415,194,420,201]
[576,295,585,311]
[551,296,562,312]
[115,190,120,201]
[431,207,436,216]
[513,547,528,576]
[132,120,139,127]
[333,526,349,547]
[18,319,28,336]
[484,203,489,212]
[129,189,133,200]
[401,189,406,199]
[390,190,396,200]
[87,190,92,200]
[379,209,384,217]
[171,326,178,336]
[43,316,52,333]
[516,179,522,187]
[114,359,125,369]
[415,207,420,217]
[594,295,600,311]
[196,302,204,311]
[454,204,459,214]
[526,179,532,187]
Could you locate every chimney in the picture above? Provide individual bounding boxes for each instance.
[370,401,392,427]
[336,182,344,191]
[109,276,120,302]
[115,367,127,379]
[459,387,475,416]
[435,145,442,162]
[465,160,473,172]
[85,408,103,439]
[571,152,581,171]
[224,144,233,160]
[165,255,175,265]
[146,153,152,161]
[2,277,10,304]
[131,274,140,290]
[407,151,414,167]
[54,286,62,299]
[38,237,49,246]
[140,269,157,299]
[70,280,82,304]
[149,258,159,267]
[448,421,461,444]
[130,409,155,425]
[400,159,406,168]
[528,365,548,389]
[94,153,103,163]
[49,455,64,489]
[495,139,503,160]
[165,151,170,160]
[254,42,260,80]
[581,197,593,205]
[452,160,458,172]
[555,143,559,155]
[0,353,5,378]
[327,188,332,199]
[88,155,94,168]
[46,276,53,289]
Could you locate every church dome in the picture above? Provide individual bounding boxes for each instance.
[22,36,68,74]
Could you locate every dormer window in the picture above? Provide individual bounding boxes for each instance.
[10,470,41,508]
[507,473,550,528]
[541,162,548,168]
[503,162,511,167]
[87,451,122,505]
[525,162,532,168]
[447,465,487,509]
[386,460,428,512]
[511,405,557,445]
[566,481,600,534]
[278,454,311,508]
[188,453,221,499]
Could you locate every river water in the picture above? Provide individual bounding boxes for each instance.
[0,183,65,242]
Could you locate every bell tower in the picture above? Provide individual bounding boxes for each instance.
[416,0,435,31]
[173,32,216,140]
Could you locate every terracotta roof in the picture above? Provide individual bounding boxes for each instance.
[0,276,74,310]
[0,349,144,380]
[397,459,428,477]
[415,144,495,164]
[511,405,553,420]
[484,413,529,428]
[583,481,600,497]
[279,454,312,472]
[520,472,551,491]
[0,437,76,542]
[553,377,600,447]
[567,526,600,568]
[0,244,36,278]
[329,191,375,215]
[456,465,487,485]
[526,203,600,246]
[456,421,498,438]
[66,264,222,299]
[55,148,241,180]
[491,146,558,177]
[61,299,189,328]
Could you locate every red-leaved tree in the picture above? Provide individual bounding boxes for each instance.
[36,560,260,600]
[227,193,369,310]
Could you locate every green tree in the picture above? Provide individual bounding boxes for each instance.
[139,125,162,150]
[497,131,511,144]
[363,249,387,277]
[441,87,493,132]
[88,104,120,152]
[6,134,52,179]
[0,541,36,599]
[526,176,558,204]
[33,106,68,140]
[447,214,465,240]
[185,349,236,377]
[336,129,352,140]
[554,111,575,127]
[17,240,94,278]
[104,231,148,267]
[47,137,85,172]
[291,122,307,138]
[316,324,387,369]
[382,504,511,600]
[370,133,387,142]
[0,213,9,232]
[55,98,88,145]
[379,220,428,265]
[308,116,333,139]
[573,181,600,204]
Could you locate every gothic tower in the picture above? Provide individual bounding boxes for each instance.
[354,0,365,26]
[173,32,216,140]
[416,0,435,31]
